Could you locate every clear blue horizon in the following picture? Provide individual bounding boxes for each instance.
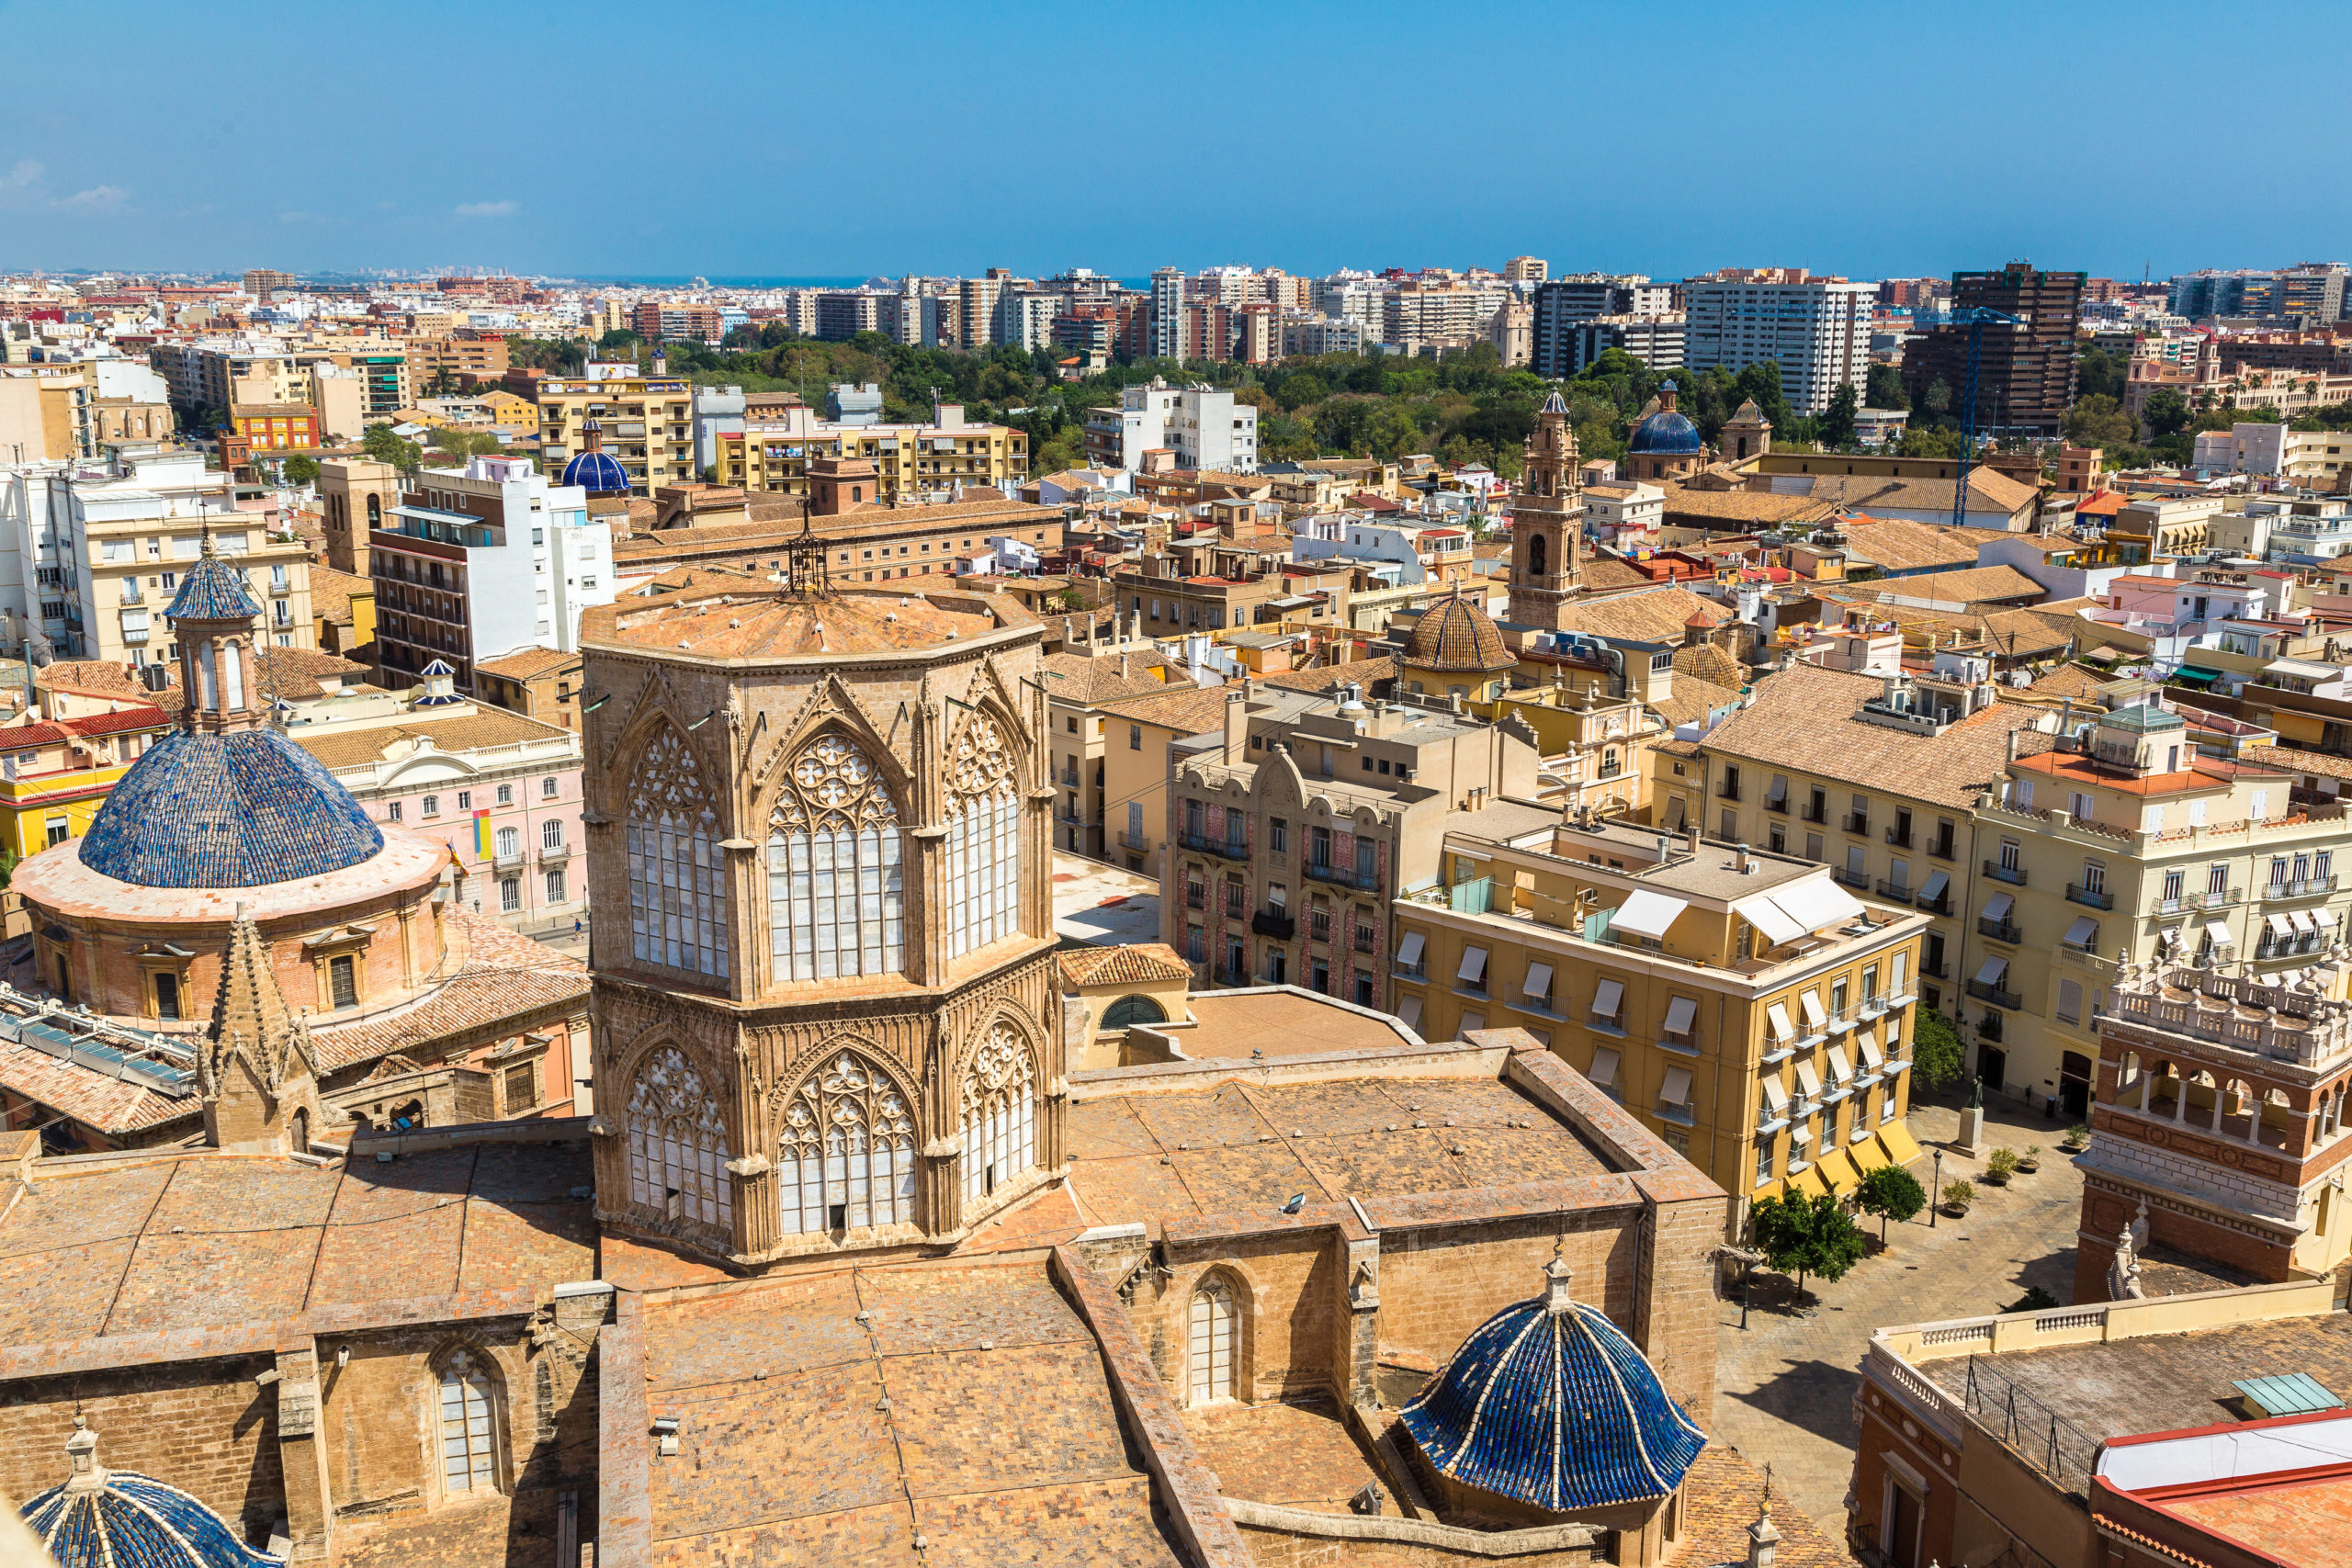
[5,0,2346,284]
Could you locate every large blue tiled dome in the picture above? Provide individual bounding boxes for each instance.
[23,1426,281,1567]
[561,447,629,495]
[1398,1258,1707,1512]
[1629,384,1703,457]
[78,728,385,888]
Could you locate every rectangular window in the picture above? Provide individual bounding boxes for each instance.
[545,867,566,903]
[501,876,522,913]
[329,954,357,1010]
[1270,818,1287,853]
[504,1062,537,1110]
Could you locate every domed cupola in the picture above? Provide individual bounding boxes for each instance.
[1401,590,1514,678]
[560,418,630,498]
[1398,1250,1708,1513]
[20,1419,283,1567]
[1628,380,1703,457]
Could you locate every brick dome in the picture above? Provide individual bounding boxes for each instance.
[1402,591,1513,676]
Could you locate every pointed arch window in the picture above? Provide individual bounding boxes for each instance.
[960,1023,1036,1204]
[768,733,903,981]
[625,727,729,979]
[780,1051,916,1235]
[1528,531,1546,579]
[1188,1276,1236,1404]
[946,714,1020,958]
[437,1349,501,1495]
[625,1046,733,1230]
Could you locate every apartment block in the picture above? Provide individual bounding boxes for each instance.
[713,401,1027,502]
[1681,270,1873,415]
[1041,633,1178,861]
[536,363,696,494]
[630,301,727,344]
[401,333,510,388]
[370,455,612,692]
[1902,261,2086,439]
[1160,683,1541,1003]
[1081,377,1257,472]
[1393,818,1924,1216]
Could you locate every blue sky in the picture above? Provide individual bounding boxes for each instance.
[3,0,2345,282]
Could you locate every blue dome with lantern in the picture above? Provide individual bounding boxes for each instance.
[1398,1254,1707,1512]
[560,418,629,497]
[22,1421,282,1567]
[1628,381,1703,457]
[78,728,386,888]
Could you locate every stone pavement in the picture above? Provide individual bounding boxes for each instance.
[1713,1092,2087,1551]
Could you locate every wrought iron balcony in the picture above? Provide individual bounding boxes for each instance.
[2065,883,2115,910]
[1250,909,1295,941]
[1983,859,2027,886]
[1181,832,1250,863]
[1977,918,2023,944]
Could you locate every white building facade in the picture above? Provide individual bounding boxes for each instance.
[1682,276,1873,414]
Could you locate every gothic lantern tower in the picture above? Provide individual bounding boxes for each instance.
[1507,389,1585,630]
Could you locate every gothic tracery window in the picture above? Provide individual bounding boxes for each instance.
[768,733,905,981]
[780,1050,916,1235]
[960,1023,1036,1204]
[946,713,1020,958]
[437,1350,501,1495]
[626,726,730,979]
[626,1046,733,1230]
[1188,1276,1236,1405]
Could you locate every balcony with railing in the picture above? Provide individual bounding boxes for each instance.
[2263,874,2338,901]
[1832,866,1871,890]
[1181,832,1250,862]
[1885,823,1914,850]
[2065,882,2115,910]
[1983,858,2027,886]
[1216,965,1249,987]
[2154,886,2239,915]
[1184,885,1205,910]
[1844,812,1870,836]
[1916,889,1953,917]
[1120,830,1151,852]
[1801,801,1827,825]
[1717,778,1742,801]
[1977,917,2022,943]
[537,842,571,863]
[1875,878,1914,901]
[1250,909,1295,941]
[1968,978,2023,1010]
[1306,862,1378,892]
[1763,794,1789,815]
[1926,835,1956,862]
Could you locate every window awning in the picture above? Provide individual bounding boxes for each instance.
[1658,1065,1693,1109]
[1793,1060,1823,1098]
[1737,894,1810,947]
[1773,877,1866,931]
[1826,1045,1853,1083]
[1982,892,2015,920]
[2064,915,2098,947]
[1587,1046,1620,1088]
[1396,931,1426,965]
[2293,908,2323,934]
[1920,869,1950,901]
[1766,777,1788,802]
[1760,1077,1790,1112]
[1766,1003,1796,1045]
[2266,913,2295,939]
[1521,962,1554,1001]
[1975,956,2009,985]
[1396,994,1423,1031]
[1662,996,1698,1036]
[1858,1032,1886,1071]
[2204,919,2233,947]
[1613,888,1690,940]
[1800,990,1826,1029]
[1590,977,1624,1020]
[2174,665,2221,683]
[1457,946,1487,983]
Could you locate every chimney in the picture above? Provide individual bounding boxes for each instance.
[1224,691,1248,764]
[1119,653,1130,679]
[1685,823,1700,855]
[2007,727,2021,762]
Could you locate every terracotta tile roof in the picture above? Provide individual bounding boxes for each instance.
[309,911,589,1073]
[2244,743,2352,782]
[1874,563,2048,605]
[1258,657,1396,695]
[474,647,579,681]
[1649,673,1744,728]
[1673,642,1747,691]
[1577,554,1655,591]
[2026,663,2113,699]
[1057,943,1192,987]
[1553,586,1727,644]
[598,586,1006,659]
[1673,1446,1852,1568]
[1657,486,1836,527]
[1777,467,2039,517]
[1095,682,1239,737]
[306,564,369,626]
[1701,662,2046,808]
[1838,516,1984,574]
[62,706,170,739]
[289,705,573,772]
[1037,652,1175,706]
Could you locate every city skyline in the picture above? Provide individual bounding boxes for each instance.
[5,0,2349,279]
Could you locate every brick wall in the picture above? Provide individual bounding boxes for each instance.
[1375,1217,1640,1371]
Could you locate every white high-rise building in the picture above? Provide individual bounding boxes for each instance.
[1081,378,1259,473]
[1681,272,1874,415]
[1149,268,1186,360]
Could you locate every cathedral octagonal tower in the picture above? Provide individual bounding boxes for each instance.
[580,533,1060,1268]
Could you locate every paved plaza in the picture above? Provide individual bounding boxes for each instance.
[1713,1091,2088,1551]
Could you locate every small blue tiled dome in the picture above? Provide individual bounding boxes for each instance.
[165,550,261,622]
[561,447,629,495]
[1398,1258,1707,1512]
[22,1424,281,1567]
[78,729,385,888]
[1629,383,1703,457]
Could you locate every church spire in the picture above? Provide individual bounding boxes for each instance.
[1505,386,1585,631]
[199,904,322,1154]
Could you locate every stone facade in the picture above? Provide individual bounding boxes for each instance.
[578,579,1065,1267]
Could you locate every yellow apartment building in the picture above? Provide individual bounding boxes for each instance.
[714,401,1027,502]
[537,367,695,493]
[1390,815,1927,1220]
[0,702,172,861]
[1042,643,1181,863]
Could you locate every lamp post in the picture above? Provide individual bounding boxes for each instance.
[1930,1146,1946,1228]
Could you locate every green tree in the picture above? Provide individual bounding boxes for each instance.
[2064,393,2138,449]
[280,454,319,486]
[424,367,460,400]
[1749,1193,1869,1296]
[1817,381,1860,449]
[2143,388,2192,439]
[596,328,643,355]
[1922,378,1952,418]
[1865,363,1908,412]
[1033,433,1086,477]
[430,428,500,462]
[1857,1165,1927,1242]
[2074,344,2125,402]
[360,423,422,470]
[1911,1007,1965,1091]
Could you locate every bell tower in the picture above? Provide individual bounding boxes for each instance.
[1508,389,1584,630]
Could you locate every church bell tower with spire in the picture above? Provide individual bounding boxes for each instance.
[1507,389,1584,630]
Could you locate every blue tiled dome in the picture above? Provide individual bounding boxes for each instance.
[1398,1260,1707,1512]
[78,729,385,888]
[23,1429,281,1568]
[1629,399,1703,457]
[561,448,628,494]
[165,551,261,621]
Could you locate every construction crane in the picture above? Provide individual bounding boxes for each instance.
[1942,306,2022,527]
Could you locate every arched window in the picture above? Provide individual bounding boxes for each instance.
[960,1024,1036,1204]
[1528,532,1545,579]
[768,734,903,981]
[494,825,519,858]
[626,1046,733,1230]
[1102,994,1167,1029]
[625,727,730,979]
[437,1349,500,1495]
[945,714,1020,959]
[366,493,382,529]
[1188,1276,1236,1405]
[780,1051,915,1235]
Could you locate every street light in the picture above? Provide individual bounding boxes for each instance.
[1930,1147,1946,1228]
